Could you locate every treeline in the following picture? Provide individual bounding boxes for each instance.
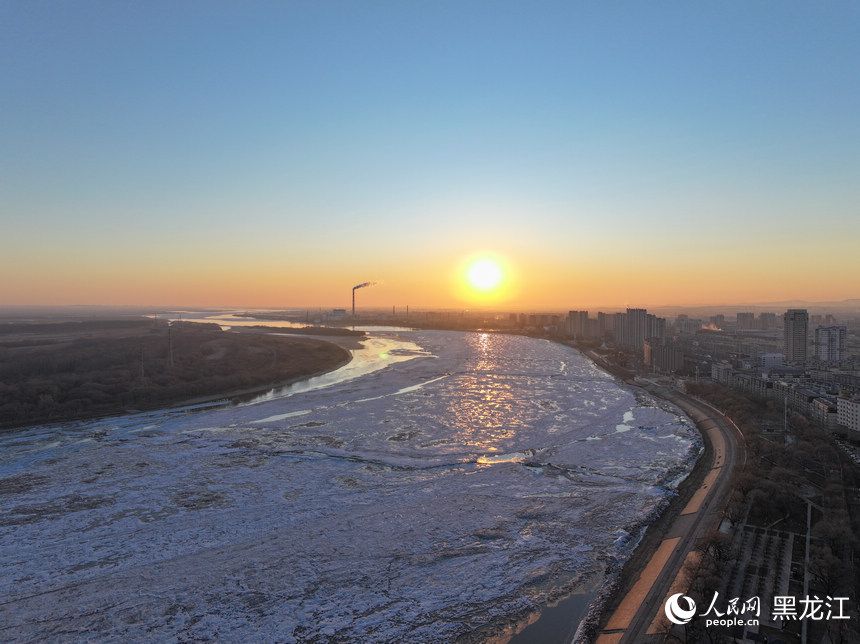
[0,321,349,429]
[243,325,365,337]
[683,381,858,641]
[685,382,846,529]
[0,319,149,336]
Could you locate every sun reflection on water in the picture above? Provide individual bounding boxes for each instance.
[444,332,532,454]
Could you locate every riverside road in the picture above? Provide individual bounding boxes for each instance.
[595,377,745,643]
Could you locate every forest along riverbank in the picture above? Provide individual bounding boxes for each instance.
[0,318,356,431]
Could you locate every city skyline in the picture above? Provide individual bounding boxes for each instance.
[3,2,859,309]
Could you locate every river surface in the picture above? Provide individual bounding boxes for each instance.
[0,328,699,643]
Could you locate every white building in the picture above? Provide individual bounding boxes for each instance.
[759,353,784,370]
[837,395,860,432]
[813,397,839,430]
[711,361,733,385]
[815,325,847,362]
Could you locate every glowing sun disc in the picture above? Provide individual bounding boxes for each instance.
[467,258,503,291]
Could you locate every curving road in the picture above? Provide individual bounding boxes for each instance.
[595,379,745,643]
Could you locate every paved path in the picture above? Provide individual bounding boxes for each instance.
[595,382,745,643]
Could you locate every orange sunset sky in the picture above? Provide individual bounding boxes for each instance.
[2,3,858,311]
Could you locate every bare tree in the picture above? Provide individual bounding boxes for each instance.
[807,544,851,597]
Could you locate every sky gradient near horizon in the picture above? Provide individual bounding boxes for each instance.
[3,2,859,311]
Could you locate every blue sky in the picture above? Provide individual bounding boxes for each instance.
[2,1,859,308]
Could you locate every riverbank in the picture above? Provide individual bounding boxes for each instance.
[497,341,712,643]
[0,318,356,431]
[585,383,717,641]
[230,323,367,350]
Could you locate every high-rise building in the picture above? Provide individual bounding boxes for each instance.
[759,312,777,330]
[783,309,809,362]
[645,313,665,342]
[624,308,647,351]
[597,312,614,340]
[645,338,684,372]
[815,325,847,362]
[737,312,755,330]
[614,312,626,345]
[567,310,589,338]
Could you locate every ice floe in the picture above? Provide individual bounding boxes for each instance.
[0,329,699,642]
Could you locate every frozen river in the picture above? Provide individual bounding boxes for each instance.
[0,329,700,642]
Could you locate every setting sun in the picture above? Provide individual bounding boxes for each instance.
[453,253,518,306]
[467,258,503,291]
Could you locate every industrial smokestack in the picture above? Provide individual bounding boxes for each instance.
[352,281,377,316]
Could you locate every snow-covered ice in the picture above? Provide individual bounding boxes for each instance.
[0,330,699,642]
